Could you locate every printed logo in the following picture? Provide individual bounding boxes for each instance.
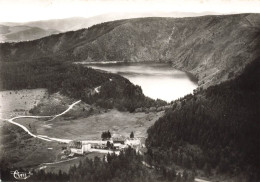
[11,170,33,180]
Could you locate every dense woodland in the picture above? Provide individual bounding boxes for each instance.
[0,58,166,112]
[145,60,260,181]
[1,147,195,182]
[1,59,259,181]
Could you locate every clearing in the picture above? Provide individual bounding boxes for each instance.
[0,89,47,119]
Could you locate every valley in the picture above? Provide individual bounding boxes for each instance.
[0,88,164,174]
[1,14,259,88]
[0,13,259,182]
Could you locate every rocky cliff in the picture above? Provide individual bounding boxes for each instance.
[0,14,259,87]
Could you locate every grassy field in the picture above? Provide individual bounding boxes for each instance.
[0,88,47,119]
[1,89,164,174]
[14,109,164,141]
[2,108,163,172]
[1,122,62,168]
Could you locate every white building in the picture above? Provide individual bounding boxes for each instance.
[113,143,127,150]
[82,144,91,152]
[125,139,141,148]
[71,148,83,155]
[69,141,91,155]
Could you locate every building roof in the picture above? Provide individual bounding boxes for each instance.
[114,143,122,147]
[68,140,82,149]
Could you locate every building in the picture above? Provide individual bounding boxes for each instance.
[125,139,141,148]
[82,144,91,152]
[68,140,83,155]
[112,134,125,145]
[68,140,91,155]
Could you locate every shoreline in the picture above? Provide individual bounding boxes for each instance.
[74,60,199,83]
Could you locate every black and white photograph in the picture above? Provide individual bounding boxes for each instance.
[0,0,259,181]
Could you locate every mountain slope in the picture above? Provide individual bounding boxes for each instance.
[0,14,259,87]
[145,59,260,180]
[1,12,220,32]
[0,25,59,42]
[0,58,166,112]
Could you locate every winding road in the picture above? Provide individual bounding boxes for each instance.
[0,100,81,143]
[2,99,213,182]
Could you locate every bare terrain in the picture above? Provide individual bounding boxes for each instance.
[16,109,164,141]
[0,89,47,119]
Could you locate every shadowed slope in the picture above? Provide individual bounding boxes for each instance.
[1,14,260,87]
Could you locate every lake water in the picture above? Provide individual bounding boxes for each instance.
[87,62,197,102]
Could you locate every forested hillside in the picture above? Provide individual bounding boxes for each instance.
[1,14,259,87]
[1,147,197,182]
[145,59,260,181]
[0,59,165,111]
[0,13,259,182]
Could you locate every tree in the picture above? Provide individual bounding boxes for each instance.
[176,173,182,182]
[130,131,134,139]
[166,167,176,181]
[101,130,111,140]
[107,130,111,138]
[204,163,212,177]
[183,170,188,181]
[107,141,111,149]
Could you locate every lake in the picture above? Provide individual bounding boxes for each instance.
[87,62,197,102]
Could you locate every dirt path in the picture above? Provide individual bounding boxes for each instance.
[40,157,79,166]
[195,178,211,182]
[141,161,212,182]
[0,100,81,143]
[48,100,81,121]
